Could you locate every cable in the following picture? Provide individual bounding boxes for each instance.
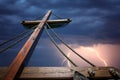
[0,24,38,53]
[34,14,45,20]
[46,23,96,67]
[0,31,29,46]
[0,25,38,47]
[44,25,77,67]
[52,12,63,19]
[0,30,33,54]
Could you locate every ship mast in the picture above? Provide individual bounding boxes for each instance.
[1,10,119,80]
[4,10,52,80]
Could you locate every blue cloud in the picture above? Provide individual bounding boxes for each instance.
[0,0,120,67]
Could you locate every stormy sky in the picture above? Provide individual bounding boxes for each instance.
[0,0,120,69]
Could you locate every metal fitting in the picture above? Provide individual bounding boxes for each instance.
[88,68,95,77]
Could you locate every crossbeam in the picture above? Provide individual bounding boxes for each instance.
[22,19,71,29]
[0,67,120,80]
[22,19,71,25]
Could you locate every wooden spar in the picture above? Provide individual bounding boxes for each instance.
[22,19,71,29]
[22,19,71,25]
[1,67,120,80]
[4,10,52,80]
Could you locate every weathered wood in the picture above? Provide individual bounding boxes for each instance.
[20,67,112,80]
[21,19,71,29]
[22,19,71,25]
[3,10,52,80]
[1,67,119,80]
[0,67,8,80]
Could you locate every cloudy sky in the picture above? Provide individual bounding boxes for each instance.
[0,0,120,69]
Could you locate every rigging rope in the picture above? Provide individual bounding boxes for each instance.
[0,25,38,54]
[44,25,77,67]
[0,30,33,54]
[0,25,38,47]
[52,12,63,19]
[46,23,96,67]
[34,14,45,20]
[0,12,65,48]
[0,31,29,46]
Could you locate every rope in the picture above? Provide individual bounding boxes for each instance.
[46,23,96,67]
[44,25,77,67]
[0,31,29,46]
[0,30,33,54]
[52,12,63,19]
[0,25,38,47]
[34,14,45,20]
[0,25,38,54]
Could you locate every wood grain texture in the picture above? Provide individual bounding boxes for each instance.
[3,10,52,80]
[1,67,119,80]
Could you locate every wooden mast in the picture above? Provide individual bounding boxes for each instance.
[0,10,120,80]
[4,10,52,80]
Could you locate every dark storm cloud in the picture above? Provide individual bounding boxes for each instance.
[50,0,120,45]
[0,0,120,67]
[27,38,64,66]
[0,0,119,44]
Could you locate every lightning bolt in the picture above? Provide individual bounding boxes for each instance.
[62,52,71,67]
[87,47,107,66]
[67,52,71,67]
[61,45,107,67]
